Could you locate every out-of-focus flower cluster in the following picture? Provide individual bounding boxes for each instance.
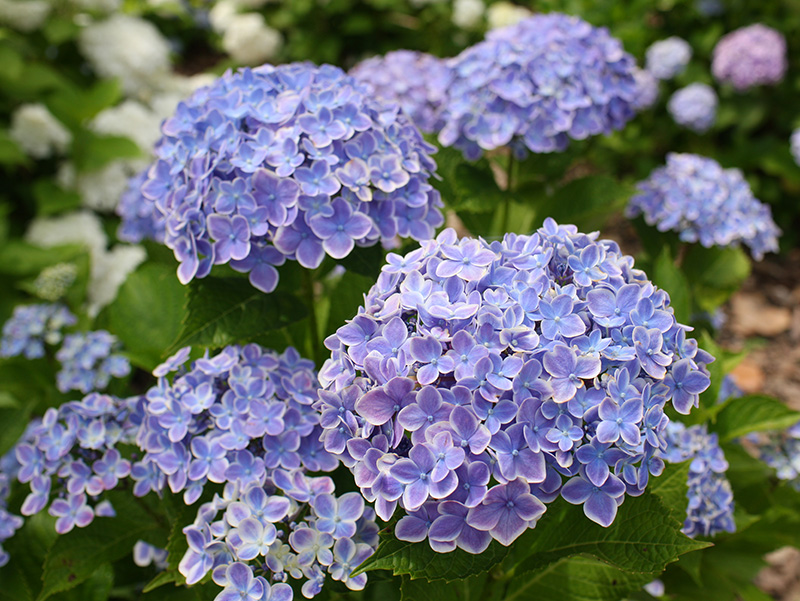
[712,24,787,91]
[0,443,24,567]
[0,303,77,359]
[318,219,712,553]
[750,421,800,489]
[12,393,140,534]
[631,68,660,111]
[645,37,692,80]
[55,331,131,394]
[661,422,735,538]
[350,50,452,134]
[627,153,780,260]
[667,83,718,133]
[123,63,443,293]
[790,128,800,168]
[438,13,637,159]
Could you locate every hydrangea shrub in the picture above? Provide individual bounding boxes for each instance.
[712,24,787,90]
[318,219,712,552]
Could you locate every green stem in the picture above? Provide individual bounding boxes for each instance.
[302,268,321,366]
[501,153,516,236]
[675,243,689,268]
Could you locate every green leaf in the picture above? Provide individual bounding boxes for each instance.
[650,460,692,520]
[400,573,487,601]
[352,534,512,582]
[651,246,691,324]
[0,403,32,456]
[0,129,28,167]
[534,175,634,232]
[323,270,372,339]
[0,242,88,277]
[107,263,187,370]
[710,394,800,442]
[337,244,385,279]
[142,500,198,593]
[32,180,82,216]
[71,132,141,173]
[37,493,166,601]
[511,492,708,578]
[0,43,23,80]
[48,80,123,128]
[168,277,308,353]
[501,555,657,601]
[683,246,751,312]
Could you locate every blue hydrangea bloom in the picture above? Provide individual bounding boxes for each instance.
[1,303,76,359]
[749,420,800,489]
[631,67,660,111]
[438,13,638,159]
[55,331,131,393]
[661,422,735,538]
[123,63,443,292]
[712,24,787,91]
[318,219,713,551]
[350,50,453,134]
[645,37,692,80]
[0,439,25,566]
[627,153,781,260]
[12,393,140,534]
[117,169,166,244]
[667,83,718,133]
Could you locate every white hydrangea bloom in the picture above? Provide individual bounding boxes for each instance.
[70,0,122,11]
[209,0,239,33]
[0,0,50,32]
[91,100,162,152]
[221,13,282,65]
[78,14,172,96]
[26,211,108,257]
[9,103,72,159]
[452,0,484,29]
[88,244,146,317]
[486,1,531,29]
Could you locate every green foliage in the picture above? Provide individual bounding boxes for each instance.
[106,263,187,370]
[651,246,691,324]
[710,395,800,442]
[168,276,308,353]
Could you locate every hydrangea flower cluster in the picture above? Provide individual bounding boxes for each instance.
[117,169,166,244]
[712,24,787,91]
[12,393,140,534]
[318,219,712,552]
[437,13,638,159]
[179,477,379,599]
[0,443,24,567]
[661,422,735,538]
[133,540,169,570]
[631,67,660,111]
[127,63,443,293]
[55,331,131,394]
[0,303,76,359]
[645,37,692,80]
[749,421,800,489]
[667,83,718,133]
[627,153,781,260]
[131,345,336,506]
[349,50,453,134]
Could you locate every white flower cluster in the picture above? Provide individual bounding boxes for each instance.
[0,0,49,32]
[209,0,283,65]
[9,104,71,159]
[486,1,531,30]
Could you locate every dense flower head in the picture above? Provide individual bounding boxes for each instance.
[661,422,735,538]
[1,303,76,359]
[179,478,379,598]
[317,219,712,552]
[55,331,131,394]
[667,83,717,133]
[749,420,800,489]
[117,169,166,244]
[437,13,638,159]
[12,393,140,534]
[645,37,692,80]
[0,442,25,567]
[126,62,443,293]
[131,344,336,506]
[712,24,787,91]
[631,67,659,111]
[349,50,453,134]
[627,153,780,260]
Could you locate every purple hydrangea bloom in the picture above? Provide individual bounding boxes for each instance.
[438,13,638,159]
[55,331,131,394]
[627,152,781,260]
[631,67,659,111]
[660,422,735,538]
[122,63,443,293]
[667,83,718,133]
[117,169,166,243]
[712,24,787,91]
[1,303,76,359]
[318,219,712,552]
[350,50,453,134]
[645,37,692,80]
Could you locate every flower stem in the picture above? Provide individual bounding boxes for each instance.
[501,153,516,235]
